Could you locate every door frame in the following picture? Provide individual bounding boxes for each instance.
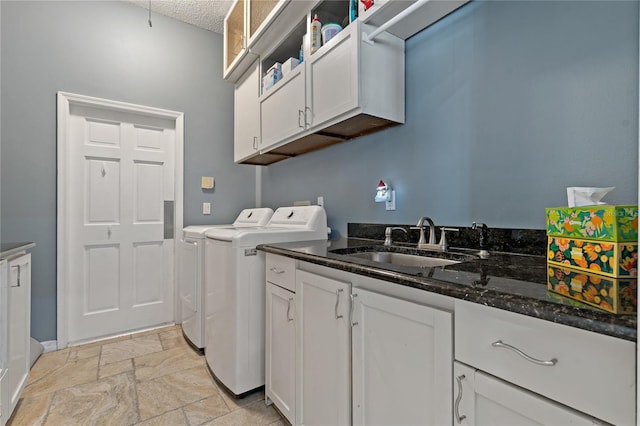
[56,91,184,349]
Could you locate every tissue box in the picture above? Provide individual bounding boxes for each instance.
[547,264,637,314]
[281,57,299,75]
[547,237,637,278]
[545,205,638,242]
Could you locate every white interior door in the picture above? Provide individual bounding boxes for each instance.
[58,93,183,346]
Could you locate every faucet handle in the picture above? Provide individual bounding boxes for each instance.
[439,227,459,251]
[384,226,407,246]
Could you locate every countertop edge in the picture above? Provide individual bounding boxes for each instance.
[258,244,637,342]
[1,242,36,260]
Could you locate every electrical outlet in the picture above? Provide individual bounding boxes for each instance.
[317,196,324,207]
[385,190,396,211]
[203,202,211,215]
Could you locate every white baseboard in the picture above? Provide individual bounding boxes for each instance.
[41,340,58,353]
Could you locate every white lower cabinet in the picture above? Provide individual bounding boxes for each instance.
[265,282,296,424]
[0,259,8,426]
[351,287,453,426]
[7,253,31,421]
[453,362,602,425]
[454,300,635,425]
[295,270,351,426]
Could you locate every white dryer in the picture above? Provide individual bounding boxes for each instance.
[204,205,328,397]
[178,208,273,350]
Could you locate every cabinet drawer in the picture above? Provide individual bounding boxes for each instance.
[454,300,635,425]
[266,254,296,292]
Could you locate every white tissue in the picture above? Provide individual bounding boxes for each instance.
[566,187,615,207]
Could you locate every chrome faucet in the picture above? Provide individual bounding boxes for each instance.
[472,222,490,258]
[412,216,459,251]
[411,217,436,246]
[384,227,407,246]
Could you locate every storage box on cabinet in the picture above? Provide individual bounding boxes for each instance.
[454,300,635,425]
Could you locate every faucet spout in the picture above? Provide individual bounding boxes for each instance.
[414,216,436,245]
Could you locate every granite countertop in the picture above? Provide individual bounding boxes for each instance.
[257,238,637,342]
[1,242,35,260]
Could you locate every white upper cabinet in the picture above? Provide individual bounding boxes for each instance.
[234,61,261,163]
[223,0,313,83]
[260,64,307,151]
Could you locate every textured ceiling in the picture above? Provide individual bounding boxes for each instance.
[125,0,235,34]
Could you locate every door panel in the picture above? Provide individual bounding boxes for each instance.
[66,104,175,344]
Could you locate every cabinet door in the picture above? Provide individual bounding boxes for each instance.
[296,270,351,426]
[224,0,247,72]
[453,362,602,425]
[0,260,8,426]
[265,282,295,424]
[352,288,452,426]
[7,254,31,417]
[306,21,359,129]
[260,65,307,151]
[247,0,280,42]
[234,62,261,162]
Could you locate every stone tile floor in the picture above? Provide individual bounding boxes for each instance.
[7,325,285,426]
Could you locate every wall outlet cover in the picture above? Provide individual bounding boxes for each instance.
[203,202,211,215]
[385,190,396,211]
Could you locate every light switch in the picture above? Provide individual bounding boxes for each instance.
[203,202,211,215]
[201,176,215,189]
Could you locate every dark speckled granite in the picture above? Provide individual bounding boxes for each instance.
[257,236,636,342]
[348,223,547,256]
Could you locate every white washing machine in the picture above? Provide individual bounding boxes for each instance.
[178,208,273,350]
[204,205,328,397]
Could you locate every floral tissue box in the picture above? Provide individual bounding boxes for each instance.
[547,264,637,314]
[545,205,637,242]
[547,237,637,278]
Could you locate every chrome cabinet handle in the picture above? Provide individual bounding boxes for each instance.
[350,293,358,326]
[334,289,344,319]
[454,374,467,423]
[492,340,558,366]
[298,110,305,128]
[11,265,21,287]
[286,298,294,322]
[269,267,285,274]
[181,239,198,246]
[107,226,112,239]
[252,136,258,150]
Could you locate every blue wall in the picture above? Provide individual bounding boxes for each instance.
[261,0,639,237]
[1,1,256,341]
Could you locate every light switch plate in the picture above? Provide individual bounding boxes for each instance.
[201,176,214,189]
[203,202,211,215]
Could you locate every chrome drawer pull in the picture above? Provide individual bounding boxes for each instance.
[269,267,285,274]
[454,374,467,423]
[492,340,558,366]
[286,298,294,322]
[350,293,358,326]
[334,289,344,319]
[11,265,21,287]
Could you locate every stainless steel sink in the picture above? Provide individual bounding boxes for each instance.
[345,251,462,268]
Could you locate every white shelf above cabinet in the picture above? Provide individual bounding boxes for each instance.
[358,0,470,40]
